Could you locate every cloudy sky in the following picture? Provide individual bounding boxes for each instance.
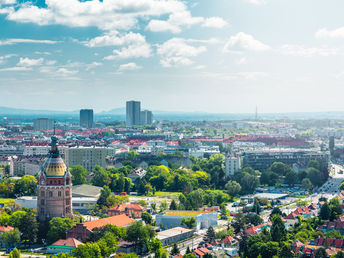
[1,0,344,113]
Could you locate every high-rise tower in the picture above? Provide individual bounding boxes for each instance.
[37,135,72,221]
[80,109,94,128]
[126,101,141,127]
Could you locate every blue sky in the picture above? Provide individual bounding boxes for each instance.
[1,0,344,113]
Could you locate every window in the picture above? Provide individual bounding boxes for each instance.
[41,199,44,205]
[66,191,70,196]
[66,199,70,205]
[41,191,45,196]
[58,180,61,185]
[66,179,70,185]
[40,208,44,214]
[49,191,53,197]
[54,180,57,185]
[58,191,61,197]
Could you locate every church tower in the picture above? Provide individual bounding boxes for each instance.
[37,135,72,221]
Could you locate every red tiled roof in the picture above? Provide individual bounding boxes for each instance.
[198,247,211,254]
[51,238,84,248]
[0,225,14,232]
[108,204,145,212]
[83,214,134,231]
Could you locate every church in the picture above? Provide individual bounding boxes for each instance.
[37,135,72,221]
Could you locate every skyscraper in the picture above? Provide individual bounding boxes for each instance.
[126,101,141,127]
[140,110,153,125]
[37,135,72,221]
[34,118,53,130]
[80,109,94,128]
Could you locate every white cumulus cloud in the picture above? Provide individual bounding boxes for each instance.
[157,38,206,67]
[202,17,228,28]
[280,44,341,57]
[118,62,142,71]
[316,27,344,39]
[0,38,59,45]
[223,32,270,53]
[17,57,44,67]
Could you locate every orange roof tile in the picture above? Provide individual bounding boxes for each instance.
[83,214,135,231]
[0,225,14,232]
[51,238,84,248]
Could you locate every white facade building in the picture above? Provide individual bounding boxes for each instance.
[225,156,241,177]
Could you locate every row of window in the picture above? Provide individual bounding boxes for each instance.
[40,199,70,205]
[40,207,70,214]
[46,179,70,185]
[41,190,70,197]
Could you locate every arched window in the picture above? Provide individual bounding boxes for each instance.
[49,191,53,197]
[66,178,70,185]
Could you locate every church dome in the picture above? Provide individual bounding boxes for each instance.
[42,135,67,177]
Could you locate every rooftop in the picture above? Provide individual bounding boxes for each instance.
[72,184,102,198]
[83,214,134,231]
[50,238,84,248]
[157,227,194,240]
[164,210,212,217]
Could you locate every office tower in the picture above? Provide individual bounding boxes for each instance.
[126,101,141,127]
[80,109,94,128]
[34,118,53,130]
[225,156,241,177]
[64,147,112,172]
[140,110,153,125]
[37,136,72,221]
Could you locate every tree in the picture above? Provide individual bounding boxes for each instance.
[70,165,88,185]
[302,178,313,191]
[270,214,286,243]
[204,226,215,243]
[97,186,111,207]
[96,231,119,257]
[260,241,279,258]
[125,221,156,254]
[47,217,73,244]
[9,211,26,228]
[160,202,168,212]
[127,151,139,161]
[252,199,261,215]
[270,162,292,176]
[232,213,247,234]
[171,243,180,255]
[169,200,178,210]
[186,246,191,254]
[329,197,343,220]
[18,210,38,245]
[73,242,102,258]
[314,247,327,258]
[285,170,298,186]
[225,180,241,197]
[14,175,37,196]
[270,207,282,220]
[183,254,196,258]
[307,167,324,187]
[279,242,294,258]
[181,217,196,229]
[0,229,20,248]
[240,174,259,194]
[141,212,152,225]
[92,165,108,187]
[9,248,20,258]
[220,204,228,220]
[319,202,331,220]
[335,251,344,258]
[246,214,263,226]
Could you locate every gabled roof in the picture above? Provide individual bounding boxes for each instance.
[83,214,134,231]
[50,238,84,248]
[108,204,145,212]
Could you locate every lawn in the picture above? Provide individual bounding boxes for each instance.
[155,192,181,198]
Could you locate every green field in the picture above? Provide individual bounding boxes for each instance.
[154,192,181,198]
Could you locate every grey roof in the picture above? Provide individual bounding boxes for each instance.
[72,184,102,198]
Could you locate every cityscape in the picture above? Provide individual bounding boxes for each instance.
[1,0,344,258]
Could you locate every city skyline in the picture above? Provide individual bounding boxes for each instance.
[2,0,344,114]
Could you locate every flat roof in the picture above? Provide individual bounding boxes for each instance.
[157,227,194,240]
[164,210,212,217]
[253,193,288,199]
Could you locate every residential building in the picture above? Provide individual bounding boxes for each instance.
[34,118,53,131]
[126,101,141,127]
[140,110,153,125]
[80,109,94,128]
[157,227,194,246]
[47,238,84,255]
[242,148,329,172]
[37,136,73,221]
[107,204,145,218]
[67,214,134,242]
[225,155,241,177]
[155,211,217,231]
[64,147,109,172]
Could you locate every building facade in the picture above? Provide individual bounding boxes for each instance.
[140,110,153,125]
[37,136,72,221]
[80,109,94,128]
[64,147,110,172]
[225,156,241,177]
[34,118,53,131]
[126,101,141,127]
